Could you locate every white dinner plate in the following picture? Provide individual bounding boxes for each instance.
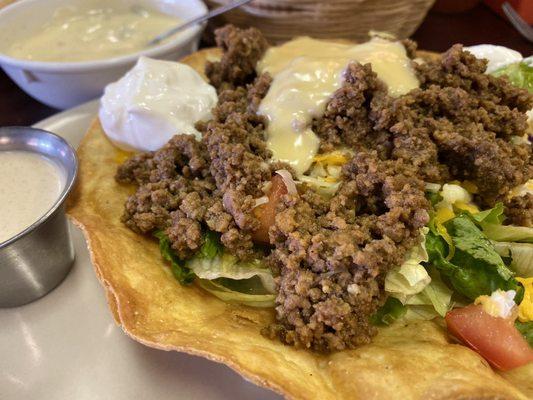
[0,101,282,400]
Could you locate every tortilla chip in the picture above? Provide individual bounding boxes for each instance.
[67,48,532,400]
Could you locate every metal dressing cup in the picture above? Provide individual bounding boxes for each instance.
[0,126,78,307]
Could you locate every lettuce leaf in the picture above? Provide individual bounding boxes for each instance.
[425,183,443,206]
[402,305,440,322]
[493,241,533,278]
[481,223,533,243]
[198,279,276,308]
[154,231,195,285]
[426,215,519,300]
[446,215,514,281]
[405,267,453,317]
[199,230,223,258]
[515,321,533,347]
[491,58,533,93]
[473,202,533,243]
[370,297,406,326]
[385,263,431,303]
[472,202,505,224]
[385,232,430,303]
[154,229,276,309]
[186,230,276,294]
[187,253,276,294]
[385,229,453,319]
[298,175,340,197]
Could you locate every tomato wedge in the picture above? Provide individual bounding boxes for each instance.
[252,174,288,244]
[445,304,533,371]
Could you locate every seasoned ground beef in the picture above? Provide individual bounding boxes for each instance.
[116,25,532,352]
[265,153,428,350]
[505,193,533,227]
[314,44,532,206]
[205,24,268,91]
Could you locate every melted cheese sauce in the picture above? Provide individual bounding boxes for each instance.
[6,4,179,62]
[0,151,65,244]
[257,37,419,175]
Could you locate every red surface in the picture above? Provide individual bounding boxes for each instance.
[446,305,533,371]
[412,3,533,55]
[485,0,533,24]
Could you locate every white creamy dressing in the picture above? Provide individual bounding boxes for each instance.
[6,4,179,62]
[0,151,65,244]
[99,57,218,151]
[257,37,419,175]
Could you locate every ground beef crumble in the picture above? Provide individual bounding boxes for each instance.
[505,193,533,227]
[116,25,533,352]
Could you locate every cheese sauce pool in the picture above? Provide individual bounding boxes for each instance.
[0,151,65,244]
[257,37,420,175]
[6,4,179,62]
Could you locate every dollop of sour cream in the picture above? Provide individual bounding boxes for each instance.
[99,57,217,152]
[465,44,522,73]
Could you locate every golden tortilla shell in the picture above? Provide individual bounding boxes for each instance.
[67,48,532,400]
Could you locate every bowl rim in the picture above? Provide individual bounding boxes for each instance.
[0,127,79,249]
[0,0,207,73]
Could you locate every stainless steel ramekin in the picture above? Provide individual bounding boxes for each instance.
[0,126,77,307]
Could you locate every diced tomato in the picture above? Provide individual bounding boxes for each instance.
[252,174,288,244]
[445,304,533,371]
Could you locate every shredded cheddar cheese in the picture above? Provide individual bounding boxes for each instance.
[516,277,533,322]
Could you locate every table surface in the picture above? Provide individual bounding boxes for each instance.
[1,3,533,127]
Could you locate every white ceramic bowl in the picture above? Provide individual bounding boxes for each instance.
[0,0,207,110]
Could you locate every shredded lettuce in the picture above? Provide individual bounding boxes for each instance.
[198,279,276,308]
[472,202,505,224]
[472,202,533,243]
[405,267,453,317]
[199,230,222,258]
[155,229,276,307]
[493,242,533,278]
[491,58,533,93]
[481,223,533,244]
[385,233,430,303]
[384,229,453,319]
[402,305,440,322]
[154,231,195,285]
[440,183,472,205]
[187,253,276,294]
[370,297,406,326]
[185,230,275,293]
[426,191,443,207]
[425,183,443,206]
[298,175,340,197]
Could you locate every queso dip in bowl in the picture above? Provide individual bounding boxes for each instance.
[0,0,207,109]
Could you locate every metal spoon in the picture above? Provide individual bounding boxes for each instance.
[502,2,533,43]
[148,0,253,47]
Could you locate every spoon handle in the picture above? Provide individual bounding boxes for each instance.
[148,0,254,46]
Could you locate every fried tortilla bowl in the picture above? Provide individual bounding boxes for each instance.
[67,48,533,400]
